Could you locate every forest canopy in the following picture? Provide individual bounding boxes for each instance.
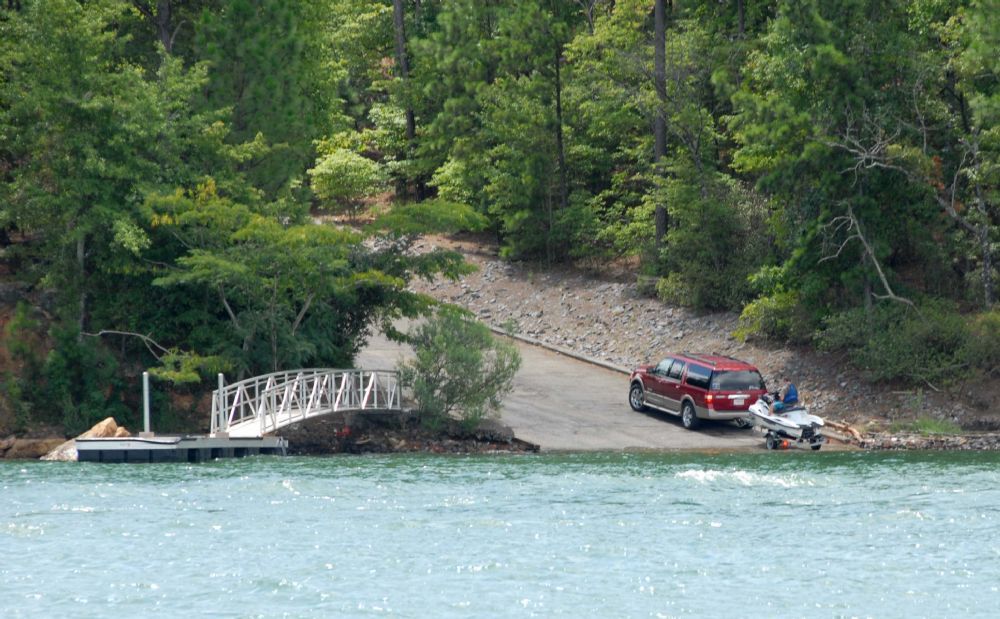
[1,0,997,433]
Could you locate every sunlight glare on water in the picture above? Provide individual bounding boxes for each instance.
[2,451,999,617]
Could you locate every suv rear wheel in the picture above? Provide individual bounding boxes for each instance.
[681,401,700,430]
[628,383,647,412]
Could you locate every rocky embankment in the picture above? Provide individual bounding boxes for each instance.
[0,435,64,460]
[408,236,1000,450]
[859,432,1000,450]
[0,413,535,460]
[276,411,537,455]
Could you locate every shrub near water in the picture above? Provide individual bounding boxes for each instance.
[961,311,1000,378]
[817,301,994,387]
[734,290,814,344]
[889,416,963,435]
[399,308,522,432]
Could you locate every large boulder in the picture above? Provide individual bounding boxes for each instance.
[40,417,131,461]
[79,417,122,439]
[40,439,78,462]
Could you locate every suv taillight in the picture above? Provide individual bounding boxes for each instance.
[705,394,715,409]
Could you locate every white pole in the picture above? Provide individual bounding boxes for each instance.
[217,373,225,433]
[143,371,151,434]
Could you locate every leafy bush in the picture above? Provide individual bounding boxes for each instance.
[817,301,972,386]
[43,327,131,436]
[658,174,771,310]
[307,147,385,212]
[961,311,1000,377]
[398,308,521,432]
[734,290,814,344]
[0,373,30,434]
[889,416,963,435]
[1,302,46,431]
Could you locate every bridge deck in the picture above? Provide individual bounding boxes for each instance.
[212,369,401,438]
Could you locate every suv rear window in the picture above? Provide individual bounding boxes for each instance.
[685,364,712,390]
[711,370,765,391]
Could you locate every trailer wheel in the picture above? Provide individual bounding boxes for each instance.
[765,434,777,450]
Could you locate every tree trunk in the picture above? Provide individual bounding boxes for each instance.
[156,0,172,53]
[653,0,668,249]
[392,0,421,199]
[392,0,415,143]
[132,1,174,54]
[737,0,745,37]
[77,234,88,338]
[981,226,995,308]
[554,43,568,214]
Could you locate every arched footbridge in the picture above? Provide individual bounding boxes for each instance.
[211,369,402,438]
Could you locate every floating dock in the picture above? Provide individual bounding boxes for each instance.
[76,435,287,463]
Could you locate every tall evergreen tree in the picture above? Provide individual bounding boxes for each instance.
[196,0,334,197]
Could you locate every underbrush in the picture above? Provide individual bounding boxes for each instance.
[889,417,964,435]
[816,302,999,388]
[735,290,998,390]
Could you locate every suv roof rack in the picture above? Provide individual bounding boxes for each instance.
[680,352,744,367]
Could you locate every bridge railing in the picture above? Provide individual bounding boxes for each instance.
[211,369,401,436]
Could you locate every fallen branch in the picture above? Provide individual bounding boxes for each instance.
[819,205,917,310]
[81,329,170,360]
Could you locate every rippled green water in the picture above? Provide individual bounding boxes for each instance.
[3,452,999,617]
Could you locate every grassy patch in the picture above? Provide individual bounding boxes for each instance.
[889,416,963,435]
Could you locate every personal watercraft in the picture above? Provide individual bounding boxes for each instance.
[747,394,826,450]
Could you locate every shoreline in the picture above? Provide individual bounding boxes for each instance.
[5,428,1000,460]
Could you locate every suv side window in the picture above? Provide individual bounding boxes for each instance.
[654,358,674,375]
[685,363,712,390]
[667,360,686,380]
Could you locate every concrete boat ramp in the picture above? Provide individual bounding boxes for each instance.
[358,327,763,452]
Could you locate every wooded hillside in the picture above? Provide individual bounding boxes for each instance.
[1,1,997,435]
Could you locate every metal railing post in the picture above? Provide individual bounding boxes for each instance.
[142,371,151,435]
[216,373,225,433]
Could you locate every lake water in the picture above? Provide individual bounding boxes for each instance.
[2,452,999,617]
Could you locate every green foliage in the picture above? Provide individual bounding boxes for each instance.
[816,301,989,386]
[370,200,488,237]
[398,307,522,432]
[961,311,1000,377]
[959,0,1000,128]
[734,291,814,344]
[1,0,163,313]
[148,350,230,385]
[196,0,335,197]
[0,373,29,434]
[43,327,131,436]
[2,0,996,436]
[149,181,372,375]
[890,415,963,435]
[1,302,45,431]
[308,148,386,212]
[658,172,772,310]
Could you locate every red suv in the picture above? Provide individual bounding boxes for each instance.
[628,353,766,430]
